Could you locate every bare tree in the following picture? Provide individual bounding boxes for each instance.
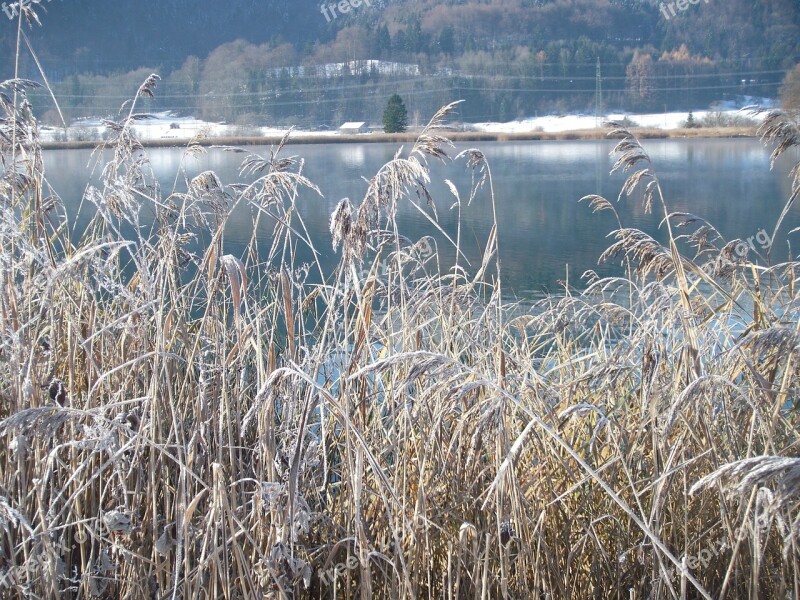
[779,64,800,123]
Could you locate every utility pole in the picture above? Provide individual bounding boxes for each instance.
[594,58,602,125]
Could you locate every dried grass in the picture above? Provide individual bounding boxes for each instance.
[1,46,800,600]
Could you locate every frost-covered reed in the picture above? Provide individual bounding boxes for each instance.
[1,60,800,600]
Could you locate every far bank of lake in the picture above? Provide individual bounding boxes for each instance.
[39,126,759,151]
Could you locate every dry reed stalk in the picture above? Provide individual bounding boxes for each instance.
[1,15,800,596]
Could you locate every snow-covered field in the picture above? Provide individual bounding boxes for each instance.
[471,109,768,134]
[39,113,341,143]
[40,101,776,144]
[471,97,775,133]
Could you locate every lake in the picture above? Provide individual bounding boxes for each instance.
[43,138,799,300]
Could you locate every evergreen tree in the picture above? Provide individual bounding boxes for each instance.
[404,16,425,54]
[375,24,391,58]
[438,26,455,55]
[383,94,408,133]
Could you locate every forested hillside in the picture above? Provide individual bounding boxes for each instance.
[3,0,799,125]
[0,0,327,75]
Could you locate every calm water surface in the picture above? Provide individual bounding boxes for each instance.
[43,139,799,300]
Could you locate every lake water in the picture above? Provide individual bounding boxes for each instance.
[43,138,799,300]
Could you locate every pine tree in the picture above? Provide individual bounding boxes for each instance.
[383,94,408,133]
[438,25,455,55]
[375,24,391,58]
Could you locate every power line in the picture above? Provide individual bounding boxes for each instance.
[42,69,786,101]
[595,58,602,126]
[57,83,779,114]
[28,54,800,70]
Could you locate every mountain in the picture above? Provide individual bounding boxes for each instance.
[0,0,328,75]
[2,0,799,124]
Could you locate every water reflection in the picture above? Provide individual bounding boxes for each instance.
[43,139,799,299]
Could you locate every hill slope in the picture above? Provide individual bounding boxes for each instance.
[2,0,799,124]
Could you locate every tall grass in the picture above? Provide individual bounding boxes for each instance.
[3,23,800,600]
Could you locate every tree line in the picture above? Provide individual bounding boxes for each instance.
[5,0,798,125]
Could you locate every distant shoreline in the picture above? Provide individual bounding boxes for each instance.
[40,127,759,150]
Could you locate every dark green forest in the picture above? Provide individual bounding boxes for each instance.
[2,0,799,125]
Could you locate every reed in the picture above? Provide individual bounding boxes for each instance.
[2,31,800,600]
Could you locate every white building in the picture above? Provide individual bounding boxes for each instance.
[339,122,368,134]
[269,60,420,79]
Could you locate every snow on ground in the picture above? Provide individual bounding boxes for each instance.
[472,109,767,134]
[39,112,342,143]
[472,97,775,134]
[267,60,421,79]
[40,100,776,144]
